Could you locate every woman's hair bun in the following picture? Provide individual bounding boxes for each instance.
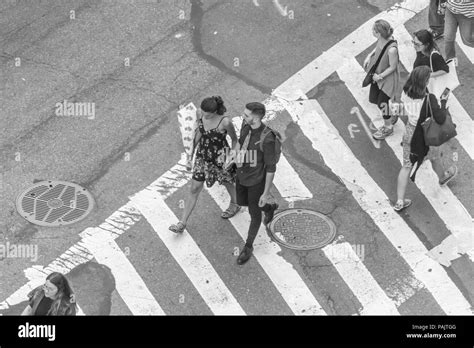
[213,96,223,105]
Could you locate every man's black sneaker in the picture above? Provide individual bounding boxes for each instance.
[263,203,279,225]
[237,245,253,265]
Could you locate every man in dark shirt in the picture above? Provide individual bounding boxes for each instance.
[234,102,278,265]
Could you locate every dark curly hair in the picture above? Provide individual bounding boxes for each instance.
[200,96,227,115]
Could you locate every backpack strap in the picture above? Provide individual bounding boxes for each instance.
[257,126,276,152]
[372,39,396,73]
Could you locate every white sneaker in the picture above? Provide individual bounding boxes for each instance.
[447,57,458,67]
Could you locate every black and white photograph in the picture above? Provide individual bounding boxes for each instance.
[0,0,473,346]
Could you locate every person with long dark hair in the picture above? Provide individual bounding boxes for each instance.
[411,29,458,185]
[394,66,454,211]
[169,96,240,233]
[412,29,450,91]
[21,272,77,315]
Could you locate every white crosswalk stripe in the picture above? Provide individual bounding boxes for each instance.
[206,184,326,315]
[322,242,400,315]
[81,230,165,315]
[337,56,474,263]
[129,189,246,315]
[284,98,472,315]
[395,26,474,160]
[2,0,473,316]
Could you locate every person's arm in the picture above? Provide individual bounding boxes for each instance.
[430,52,449,77]
[259,136,277,206]
[363,48,376,70]
[428,93,447,124]
[374,46,399,81]
[223,117,238,150]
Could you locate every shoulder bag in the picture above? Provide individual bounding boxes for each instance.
[362,40,395,87]
[422,94,457,146]
[427,50,460,98]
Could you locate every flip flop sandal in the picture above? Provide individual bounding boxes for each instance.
[169,221,186,233]
[440,166,458,186]
[393,199,412,212]
[221,203,241,219]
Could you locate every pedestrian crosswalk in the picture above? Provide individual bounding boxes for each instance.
[337,57,474,264]
[1,2,472,316]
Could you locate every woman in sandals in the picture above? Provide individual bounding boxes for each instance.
[169,96,241,233]
[394,65,452,212]
[411,29,458,185]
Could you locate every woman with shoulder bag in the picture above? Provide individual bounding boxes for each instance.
[394,66,456,212]
[363,19,402,140]
[411,29,458,186]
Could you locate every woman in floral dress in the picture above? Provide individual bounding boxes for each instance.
[169,96,241,233]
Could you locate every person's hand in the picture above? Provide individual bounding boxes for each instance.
[259,193,270,208]
[185,154,193,171]
[372,73,382,82]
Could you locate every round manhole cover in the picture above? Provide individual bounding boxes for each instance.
[268,208,337,250]
[15,180,94,227]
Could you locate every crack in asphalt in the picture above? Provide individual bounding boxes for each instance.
[0,20,190,157]
[189,0,272,94]
[0,0,96,61]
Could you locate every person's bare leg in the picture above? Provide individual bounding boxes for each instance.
[222,181,237,204]
[397,166,412,202]
[181,179,204,225]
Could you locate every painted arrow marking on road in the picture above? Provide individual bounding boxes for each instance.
[351,107,381,148]
[348,124,361,139]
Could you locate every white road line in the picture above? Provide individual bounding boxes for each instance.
[81,231,164,315]
[286,98,472,314]
[337,57,474,264]
[396,26,474,160]
[129,190,245,315]
[206,183,326,315]
[263,97,421,309]
[234,111,401,314]
[457,28,474,64]
[231,117,313,202]
[323,242,400,315]
[0,156,190,312]
[351,107,381,148]
[76,304,85,315]
[273,0,429,97]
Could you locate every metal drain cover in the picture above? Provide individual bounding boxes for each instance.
[268,208,337,250]
[15,180,94,227]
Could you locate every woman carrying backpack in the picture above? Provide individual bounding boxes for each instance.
[169,96,241,234]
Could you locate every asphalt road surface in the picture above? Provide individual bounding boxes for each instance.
[0,0,473,317]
